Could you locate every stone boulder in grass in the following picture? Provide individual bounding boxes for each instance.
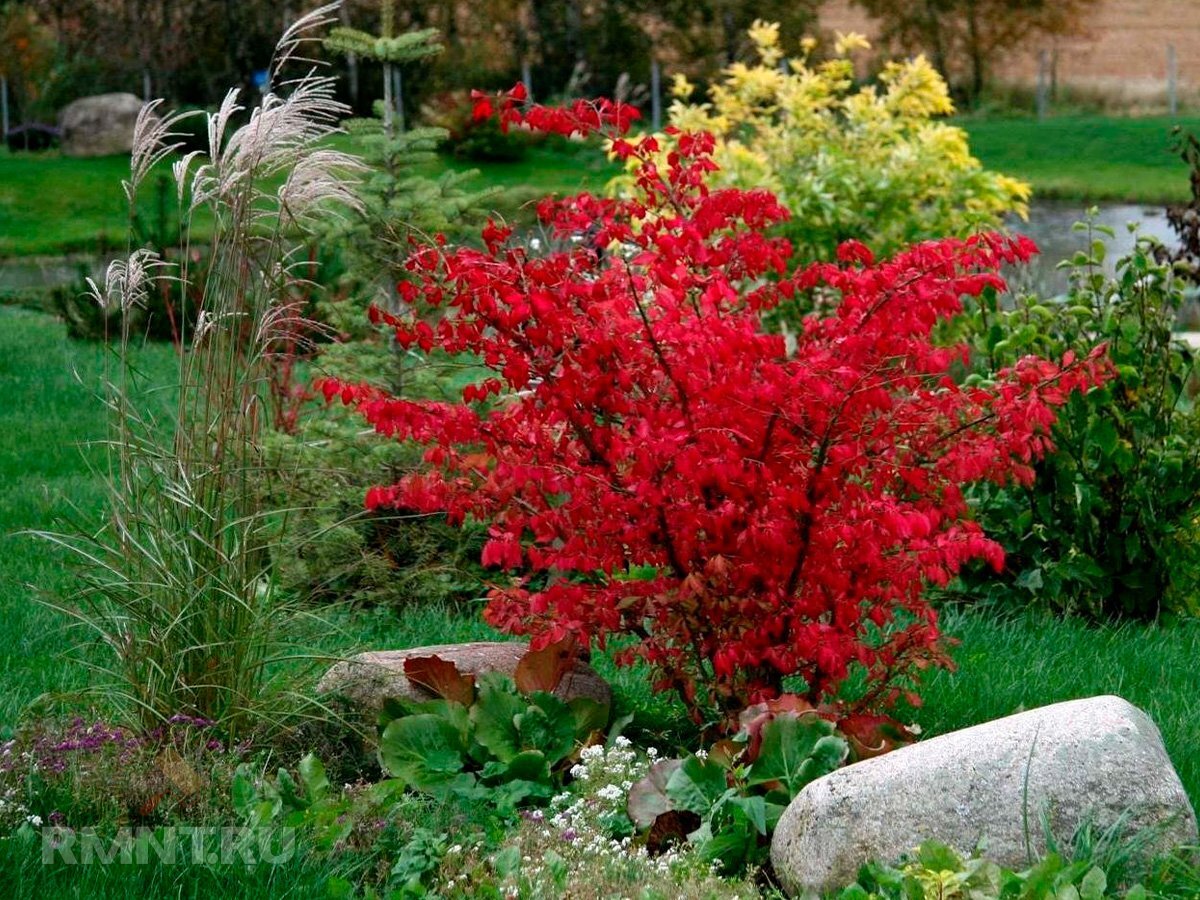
[771,695,1197,897]
[317,641,612,718]
[58,93,147,157]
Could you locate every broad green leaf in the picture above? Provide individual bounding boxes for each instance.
[1090,419,1118,457]
[379,713,466,791]
[276,767,306,811]
[492,845,521,879]
[230,766,257,819]
[1079,866,1106,900]
[666,754,729,816]
[298,753,329,802]
[627,758,684,829]
[728,794,768,835]
[745,715,848,797]
[470,676,526,763]
[518,692,578,764]
[568,696,610,738]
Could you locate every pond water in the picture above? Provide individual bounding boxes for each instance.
[0,253,114,294]
[1005,201,1180,297]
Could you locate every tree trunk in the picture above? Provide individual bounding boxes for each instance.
[965,0,986,104]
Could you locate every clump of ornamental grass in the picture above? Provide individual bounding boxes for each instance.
[34,3,363,741]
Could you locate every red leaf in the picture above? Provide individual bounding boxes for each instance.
[402,655,476,705]
[514,635,577,694]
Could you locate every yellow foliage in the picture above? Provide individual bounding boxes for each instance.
[610,21,1030,262]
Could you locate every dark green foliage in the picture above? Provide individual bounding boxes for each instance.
[952,228,1200,620]
[269,27,495,614]
[422,91,531,162]
[267,342,489,612]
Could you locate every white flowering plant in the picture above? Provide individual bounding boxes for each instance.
[627,710,849,874]
[428,737,763,899]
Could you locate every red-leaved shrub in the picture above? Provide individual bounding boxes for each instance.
[319,91,1110,725]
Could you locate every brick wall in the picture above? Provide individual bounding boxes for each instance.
[818,0,1200,105]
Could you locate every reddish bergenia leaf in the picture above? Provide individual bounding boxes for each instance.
[402,655,476,705]
[514,635,577,695]
[838,713,917,762]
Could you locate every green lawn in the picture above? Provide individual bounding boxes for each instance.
[961,114,1200,204]
[0,305,1197,895]
[3,115,1199,258]
[0,143,613,259]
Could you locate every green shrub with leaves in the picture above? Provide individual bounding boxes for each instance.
[421,90,531,162]
[264,25,495,616]
[266,340,490,612]
[952,224,1200,621]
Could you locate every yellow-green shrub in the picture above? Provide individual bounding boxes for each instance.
[612,22,1029,262]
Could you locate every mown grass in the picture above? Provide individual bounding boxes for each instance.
[0,307,176,724]
[918,606,1200,809]
[961,114,1200,204]
[0,141,613,259]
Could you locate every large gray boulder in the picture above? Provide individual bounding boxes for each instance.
[317,641,612,713]
[58,93,146,157]
[771,696,1196,897]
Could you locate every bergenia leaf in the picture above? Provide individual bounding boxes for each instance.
[402,654,476,705]
[627,758,683,829]
[745,714,848,798]
[514,636,577,695]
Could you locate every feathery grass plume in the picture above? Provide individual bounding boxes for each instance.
[34,2,360,741]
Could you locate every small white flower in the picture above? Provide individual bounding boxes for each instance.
[25,815,42,827]
[597,784,623,802]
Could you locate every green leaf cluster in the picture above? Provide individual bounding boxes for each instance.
[629,713,848,874]
[377,671,609,816]
[951,225,1200,620]
[839,839,1193,899]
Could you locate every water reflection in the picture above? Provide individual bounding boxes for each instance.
[1007,201,1179,297]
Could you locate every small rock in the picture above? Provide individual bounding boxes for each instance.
[771,695,1197,897]
[317,641,612,714]
[58,93,147,157]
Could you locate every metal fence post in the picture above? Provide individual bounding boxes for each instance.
[1168,44,1179,116]
[1036,49,1050,120]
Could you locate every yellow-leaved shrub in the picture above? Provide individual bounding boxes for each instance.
[612,21,1030,262]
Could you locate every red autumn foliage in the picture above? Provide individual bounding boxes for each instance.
[318,92,1111,725]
